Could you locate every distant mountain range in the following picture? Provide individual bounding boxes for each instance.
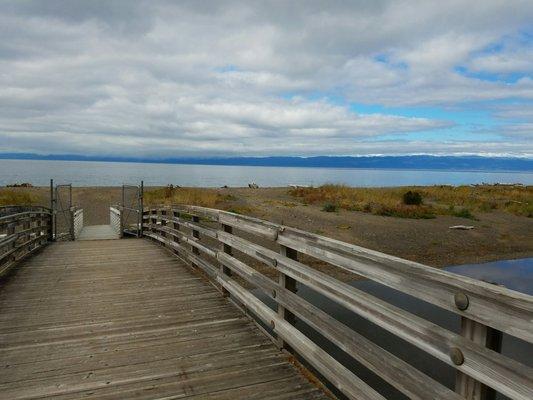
[1,153,532,172]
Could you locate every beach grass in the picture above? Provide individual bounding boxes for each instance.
[289,184,533,219]
[0,188,39,206]
[144,186,228,208]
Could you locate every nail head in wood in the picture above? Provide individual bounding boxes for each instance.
[454,292,469,310]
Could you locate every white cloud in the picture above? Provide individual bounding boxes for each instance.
[0,0,532,157]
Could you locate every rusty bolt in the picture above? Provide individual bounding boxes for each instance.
[450,347,464,365]
[454,292,469,310]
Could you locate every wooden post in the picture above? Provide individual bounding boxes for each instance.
[172,210,180,255]
[7,222,17,264]
[161,208,167,243]
[277,244,298,350]
[120,208,124,238]
[191,215,200,268]
[455,316,502,400]
[220,223,232,296]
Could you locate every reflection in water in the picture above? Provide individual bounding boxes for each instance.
[253,258,532,399]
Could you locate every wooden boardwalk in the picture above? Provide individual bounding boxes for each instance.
[77,225,120,240]
[0,239,328,400]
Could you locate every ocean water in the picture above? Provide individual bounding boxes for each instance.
[1,159,532,187]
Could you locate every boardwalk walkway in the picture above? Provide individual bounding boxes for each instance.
[77,225,120,241]
[0,239,327,400]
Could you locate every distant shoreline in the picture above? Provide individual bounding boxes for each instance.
[1,154,532,172]
[2,186,531,272]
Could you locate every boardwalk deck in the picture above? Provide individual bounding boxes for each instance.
[0,239,328,400]
[77,225,120,240]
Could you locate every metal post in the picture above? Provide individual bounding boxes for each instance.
[139,181,144,237]
[70,208,75,240]
[49,179,54,241]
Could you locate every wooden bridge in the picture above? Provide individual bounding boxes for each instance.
[0,199,532,400]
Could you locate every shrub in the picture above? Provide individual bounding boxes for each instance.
[452,208,476,220]
[322,203,338,212]
[402,190,423,205]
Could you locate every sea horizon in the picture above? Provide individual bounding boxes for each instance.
[2,158,532,187]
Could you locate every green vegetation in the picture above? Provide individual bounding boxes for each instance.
[402,190,423,205]
[289,184,532,219]
[322,202,338,212]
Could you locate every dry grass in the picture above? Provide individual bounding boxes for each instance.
[289,184,533,219]
[144,187,227,207]
[0,188,39,206]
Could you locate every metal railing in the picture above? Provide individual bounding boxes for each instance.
[120,182,143,237]
[142,205,533,400]
[0,206,52,277]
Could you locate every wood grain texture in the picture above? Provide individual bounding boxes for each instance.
[144,208,533,400]
[0,239,329,400]
[163,205,533,344]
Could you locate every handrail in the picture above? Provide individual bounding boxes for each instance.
[0,207,51,277]
[142,205,533,400]
[166,204,533,342]
[110,206,122,238]
[73,207,84,239]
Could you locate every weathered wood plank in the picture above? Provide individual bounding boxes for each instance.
[144,218,533,400]
[0,238,329,400]
[159,205,533,343]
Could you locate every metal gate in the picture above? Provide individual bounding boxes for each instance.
[120,182,143,237]
[52,181,73,240]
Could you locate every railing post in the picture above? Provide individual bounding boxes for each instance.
[49,179,55,241]
[69,207,75,240]
[455,316,502,399]
[219,223,232,296]
[171,210,180,253]
[120,207,124,238]
[138,181,144,238]
[277,244,298,350]
[191,215,200,268]
[161,208,167,243]
[7,222,16,264]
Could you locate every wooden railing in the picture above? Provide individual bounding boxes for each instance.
[72,207,84,239]
[0,206,52,277]
[142,205,533,400]
[110,206,122,238]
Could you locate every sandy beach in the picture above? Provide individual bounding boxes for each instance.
[3,186,531,270]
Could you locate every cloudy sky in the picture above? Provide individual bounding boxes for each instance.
[1,0,532,158]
